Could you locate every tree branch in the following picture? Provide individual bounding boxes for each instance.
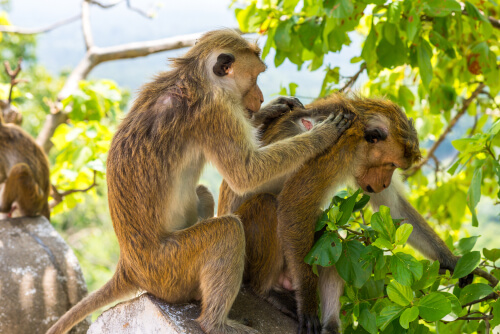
[473,267,499,288]
[89,0,152,18]
[50,171,98,209]
[461,292,498,308]
[0,14,80,34]
[461,9,500,30]
[407,83,486,177]
[36,30,206,152]
[82,0,94,50]
[339,63,366,93]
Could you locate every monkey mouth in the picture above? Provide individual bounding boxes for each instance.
[366,185,374,193]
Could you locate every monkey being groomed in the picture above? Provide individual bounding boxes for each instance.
[46,30,354,334]
[218,93,472,334]
[0,113,50,220]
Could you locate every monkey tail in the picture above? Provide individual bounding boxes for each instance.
[46,266,135,334]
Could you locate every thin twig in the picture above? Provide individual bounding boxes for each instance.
[461,9,500,30]
[0,14,80,34]
[89,0,152,18]
[339,63,366,93]
[461,292,498,308]
[4,59,27,103]
[50,170,98,208]
[408,83,486,177]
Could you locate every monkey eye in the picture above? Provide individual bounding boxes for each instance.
[364,128,387,144]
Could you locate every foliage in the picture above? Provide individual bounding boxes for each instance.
[235,0,500,234]
[307,190,499,333]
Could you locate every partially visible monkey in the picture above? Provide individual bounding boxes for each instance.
[0,113,50,220]
[46,30,353,334]
[218,94,470,334]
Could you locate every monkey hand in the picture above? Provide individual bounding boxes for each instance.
[252,96,304,125]
[313,111,354,145]
[440,262,474,288]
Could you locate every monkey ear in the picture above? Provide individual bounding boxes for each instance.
[364,128,387,143]
[213,53,235,77]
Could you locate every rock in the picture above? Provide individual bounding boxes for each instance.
[0,216,90,334]
[89,287,298,334]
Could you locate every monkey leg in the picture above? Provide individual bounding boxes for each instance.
[277,148,348,334]
[0,163,45,217]
[196,184,215,219]
[235,193,296,318]
[148,215,257,334]
[318,266,344,334]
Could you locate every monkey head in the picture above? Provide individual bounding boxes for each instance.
[353,101,421,194]
[210,48,265,115]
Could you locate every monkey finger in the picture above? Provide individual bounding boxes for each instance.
[458,273,474,288]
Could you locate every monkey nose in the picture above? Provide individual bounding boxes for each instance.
[366,185,374,193]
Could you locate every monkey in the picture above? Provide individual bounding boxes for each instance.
[46,29,354,334]
[218,93,471,334]
[0,112,50,220]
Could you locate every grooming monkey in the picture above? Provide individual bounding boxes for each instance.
[0,113,50,220]
[218,94,469,334]
[46,30,353,334]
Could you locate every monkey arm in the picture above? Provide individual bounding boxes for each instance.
[368,177,458,270]
[203,111,351,195]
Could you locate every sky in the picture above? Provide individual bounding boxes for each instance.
[6,0,363,103]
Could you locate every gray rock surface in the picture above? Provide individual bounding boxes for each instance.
[89,287,297,333]
[0,216,90,334]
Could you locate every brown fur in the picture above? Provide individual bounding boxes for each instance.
[0,113,50,220]
[218,94,459,334]
[46,30,354,334]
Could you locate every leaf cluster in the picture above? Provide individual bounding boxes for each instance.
[306,190,500,333]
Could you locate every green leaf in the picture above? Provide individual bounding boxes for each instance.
[438,292,462,320]
[391,252,423,286]
[387,2,402,23]
[406,8,420,42]
[459,283,494,305]
[297,17,321,50]
[424,0,461,17]
[304,231,342,266]
[387,280,414,306]
[483,248,500,262]
[453,236,478,255]
[467,167,482,227]
[429,30,456,58]
[353,194,370,212]
[418,292,452,321]
[371,205,396,243]
[377,304,404,331]
[395,224,413,246]
[453,251,481,280]
[417,38,433,89]
[412,260,440,290]
[399,306,419,329]
[361,25,377,70]
[336,240,371,288]
[359,306,377,334]
[372,237,394,250]
[338,188,360,226]
[274,20,294,52]
[324,0,354,19]
[490,299,500,328]
[376,35,406,69]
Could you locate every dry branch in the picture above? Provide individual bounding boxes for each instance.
[0,15,80,34]
[407,83,486,176]
[50,171,98,209]
[339,63,366,93]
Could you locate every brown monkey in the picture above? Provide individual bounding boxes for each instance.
[218,94,467,334]
[46,30,353,334]
[0,113,50,220]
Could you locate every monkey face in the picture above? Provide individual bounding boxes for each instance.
[212,51,266,114]
[355,132,409,193]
